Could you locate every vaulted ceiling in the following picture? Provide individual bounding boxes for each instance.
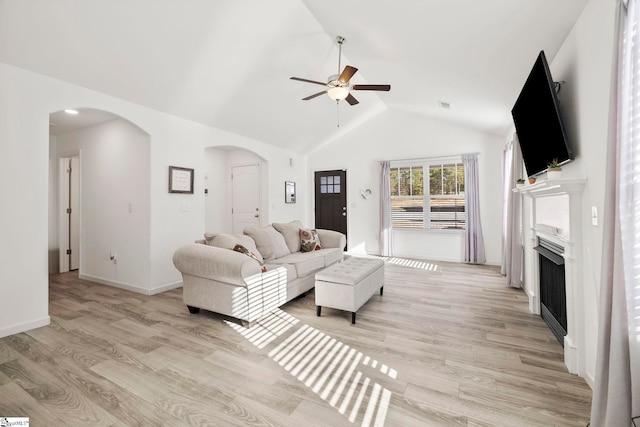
[0,0,589,153]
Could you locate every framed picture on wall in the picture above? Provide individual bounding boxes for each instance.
[285,181,296,203]
[169,166,194,194]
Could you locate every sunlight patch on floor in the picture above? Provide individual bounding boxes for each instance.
[224,309,298,349]
[387,257,440,271]
[228,310,397,426]
[346,253,440,272]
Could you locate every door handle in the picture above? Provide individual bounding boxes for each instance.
[255,214,259,218]
[342,212,346,216]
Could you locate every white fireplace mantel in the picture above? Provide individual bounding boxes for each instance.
[516,178,587,198]
[515,178,587,377]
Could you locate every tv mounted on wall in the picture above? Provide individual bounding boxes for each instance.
[511,50,574,177]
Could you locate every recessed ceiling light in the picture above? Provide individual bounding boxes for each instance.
[437,101,451,109]
[64,109,79,115]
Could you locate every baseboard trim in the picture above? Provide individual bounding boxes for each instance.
[150,281,182,295]
[79,273,151,295]
[0,316,51,339]
[79,274,182,296]
[585,372,595,389]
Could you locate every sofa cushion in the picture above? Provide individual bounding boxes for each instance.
[264,262,297,282]
[317,247,344,267]
[204,233,263,263]
[268,251,325,278]
[300,228,322,252]
[244,225,290,261]
[272,220,304,253]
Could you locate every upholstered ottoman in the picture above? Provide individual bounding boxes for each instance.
[315,257,384,324]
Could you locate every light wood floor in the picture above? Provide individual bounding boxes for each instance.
[0,258,592,426]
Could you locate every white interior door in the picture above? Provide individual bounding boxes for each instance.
[69,157,80,270]
[59,156,80,272]
[232,164,261,234]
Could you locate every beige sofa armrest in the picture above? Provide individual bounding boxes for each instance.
[316,229,346,249]
[173,244,262,286]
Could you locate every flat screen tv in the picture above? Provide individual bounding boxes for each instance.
[511,50,573,177]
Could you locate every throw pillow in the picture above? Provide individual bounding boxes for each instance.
[272,220,304,253]
[300,228,322,252]
[243,225,291,261]
[203,233,264,263]
[232,244,267,272]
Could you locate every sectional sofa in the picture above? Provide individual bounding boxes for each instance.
[172,220,346,325]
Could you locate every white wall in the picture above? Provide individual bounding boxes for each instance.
[260,150,308,225]
[54,119,152,292]
[0,64,51,336]
[518,0,616,386]
[0,62,309,338]
[555,0,615,386]
[308,109,504,264]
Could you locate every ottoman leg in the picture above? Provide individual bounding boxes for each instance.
[316,306,322,317]
[380,286,384,296]
[187,305,200,314]
[351,312,356,324]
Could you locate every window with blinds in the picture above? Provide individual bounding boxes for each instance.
[390,160,465,230]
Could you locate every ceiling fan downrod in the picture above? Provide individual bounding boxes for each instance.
[336,35,345,77]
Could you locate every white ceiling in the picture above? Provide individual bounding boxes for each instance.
[1,0,589,152]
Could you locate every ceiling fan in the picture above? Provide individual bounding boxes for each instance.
[290,36,390,106]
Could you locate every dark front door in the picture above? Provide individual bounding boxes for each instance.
[314,170,347,248]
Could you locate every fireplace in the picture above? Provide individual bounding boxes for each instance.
[534,238,567,345]
[517,178,586,379]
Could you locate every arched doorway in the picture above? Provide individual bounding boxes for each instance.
[48,108,150,289]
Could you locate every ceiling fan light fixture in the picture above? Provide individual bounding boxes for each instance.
[327,86,349,101]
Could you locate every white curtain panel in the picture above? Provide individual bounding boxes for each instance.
[379,161,393,257]
[501,136,524,287]
[462,153,486,264]
[590,0,640,424]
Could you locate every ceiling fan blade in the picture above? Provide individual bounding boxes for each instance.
[302,90,327,100]
[345,93,359,105]
[290,77,327,86]
[352,84,391,91]
[338,66,358,83]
